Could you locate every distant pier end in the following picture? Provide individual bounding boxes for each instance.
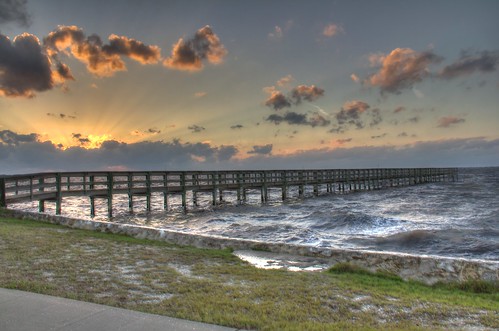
[0,168,458,217]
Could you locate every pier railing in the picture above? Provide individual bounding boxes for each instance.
[0,168,458,217]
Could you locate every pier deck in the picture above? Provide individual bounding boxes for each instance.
[0,168,458,217]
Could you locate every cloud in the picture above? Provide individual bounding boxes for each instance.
[263,84,325,110]
[266,110,330,127]
[394,106,406,113]
[290,85,325,103]
[163,25,227,71]
[247,144,273,155]
[0,33,54,97]
[230,124,244,129]
[337,138,352,145]
[268,26,283,40]
[267,112,308,126]
[322,23,343,37]
[147,128,161,134]
[365,48,443,94]
[1,131,499,173]
[0,130,38,145]
[276,74,295,87]
[0,0,31,27]
[44,25,161,77]
[437,116,466,128]
[188,125,206,133]
[71,133,90,146]
[0,133,240,173]
[350,74,360,83]
[194,91,207,98]
[47,113,76,120]
[330,100,382,133]
[335,100,370,127]
[408,116,420,123]
[371,133,387,139]
[264,90,292,110]
[439,50,499,79]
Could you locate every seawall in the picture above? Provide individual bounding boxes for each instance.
[6,209,498,285]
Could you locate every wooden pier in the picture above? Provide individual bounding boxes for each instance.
[0,168,458,218]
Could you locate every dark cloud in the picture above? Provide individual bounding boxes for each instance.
[439,50,499,79]
[164,25,227,71]
[230,124,244,129]
[0,0,31,27]
[266,111,330,127]
[0,33,54,97]
[369,108,382,127]
[147,128,161,134]
[437,116,465,128]
[44,25,161,77]
[71,133,90,146]
[337,138,352,145]
[264,90,291,110]
[217,145,238,161]
[188,125,206,133]
[47,113,76,120]
[408,116,420,123]
[290,85,325,103]
[398,132,408,137]
[264,84,325,111]
[332,100,371,132]
[330,101,382,133]
[1,131,499,173]
[267,112,307,126]
[247,144,273,155]
[0,133,240,173]
[0,130,38,145]
[366,48,443,94]
[371,133,387,139]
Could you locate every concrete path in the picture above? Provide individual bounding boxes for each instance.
[0,288,239,331]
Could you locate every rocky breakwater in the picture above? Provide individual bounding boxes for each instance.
[8,210,499,285]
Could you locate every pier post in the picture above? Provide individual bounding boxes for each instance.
[0,177,6,208]
[211,173,217,206]
[55,173,62,215]
[281,171,287,200]
[313,171,319,196]
[163,174,168,210]
[107,173,113,218]
[128,173,133,212]
[298,171,304,197]
[38,177,45,212]
[89,175,95,217]
[181,172,187,211]
[90,197,95,217]
[146,173,151,211]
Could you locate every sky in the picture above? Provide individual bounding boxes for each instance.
[1,0,498,174]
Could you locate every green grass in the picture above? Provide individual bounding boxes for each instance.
[0,212,497,330]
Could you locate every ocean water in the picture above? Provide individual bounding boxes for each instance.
[11,167,499,261]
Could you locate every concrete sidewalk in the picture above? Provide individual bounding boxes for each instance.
[0,288,239,331]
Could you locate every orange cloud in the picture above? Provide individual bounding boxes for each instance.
[437,116,465,128]
[163,25,227,71]
[44,25,161,77]
[322,23,343,37]
[366,48,442,94]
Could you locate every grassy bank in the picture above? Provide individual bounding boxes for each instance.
[0,212,497,330]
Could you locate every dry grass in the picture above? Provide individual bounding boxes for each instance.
[1,213,497,330]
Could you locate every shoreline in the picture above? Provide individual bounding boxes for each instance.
[6,209,498,285]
